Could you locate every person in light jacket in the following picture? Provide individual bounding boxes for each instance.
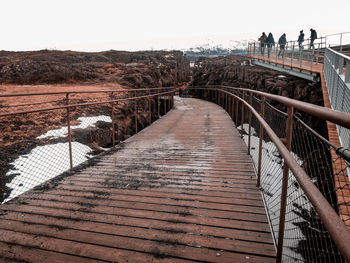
[278,33,287,57]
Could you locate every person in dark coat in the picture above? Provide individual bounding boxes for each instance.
[298,30,304,50]
[265,33,275,58]
[310,28,317,49]
[258,32,267,55]
[278,33,287,57]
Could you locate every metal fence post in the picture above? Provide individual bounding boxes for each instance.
[110,92,116,147]
[235,95,239,125]
[148,97,151,125]
[345,62,350,84]
[228,92,232,118]
[240,91,245,138]
[257,96,265,187]
[218,90,221,106]
[157,95,160,118]
[231,93,234,119]
[164,93,167,115]
[134,91,138,134]
[66,93,73,170]
[248,92,253,155]
[340,33,343,52]
[276,106,294,263]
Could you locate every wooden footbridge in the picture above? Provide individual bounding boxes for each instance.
[0,97,275,262]
[1,37,350,261]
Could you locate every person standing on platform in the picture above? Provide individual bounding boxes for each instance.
[258,32,267,55]
[310,28,317,49]
[265,32,275,58]
[278,33,287,57]
[298,30,304,51]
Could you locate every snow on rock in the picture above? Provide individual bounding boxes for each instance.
[37,115,112,139]
[5,142,93,203]
[238,123,305,261]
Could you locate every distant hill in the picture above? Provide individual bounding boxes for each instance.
[184,40,249,58]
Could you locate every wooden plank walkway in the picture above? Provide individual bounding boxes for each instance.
[249,53,323,73]
[0,97,276,263]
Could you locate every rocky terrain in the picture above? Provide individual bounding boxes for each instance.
[191,55,327,137]
[0,50,190,87]
[0,50,190,202]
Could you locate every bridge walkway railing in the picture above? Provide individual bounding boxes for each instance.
[188,86,350,263]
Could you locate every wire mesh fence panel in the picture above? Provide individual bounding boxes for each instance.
[0,89,173,204]
[238,92,345,262]
[333,150,350,227]
[0,94,67,116]
[1,108,72,203]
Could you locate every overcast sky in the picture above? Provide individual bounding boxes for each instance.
[1,0,350,51]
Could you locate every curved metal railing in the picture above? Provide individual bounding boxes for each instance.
[188,85,350,262]
[0,87,176,203]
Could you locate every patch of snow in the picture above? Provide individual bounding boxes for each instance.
[37,115,111,139]
[4,142,93,203]
[277,75,287,79]
[238,123,305,261]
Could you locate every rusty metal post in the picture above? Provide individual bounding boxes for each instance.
[228,94,231,118]
[257,96,265,187]
[168,92,171,111]
[276,106,294,263]
[110,92,116,147]
[148,90,151,125]
[231,94,234,119]
[66,93,73,170]
[216,90,219,104]
[157,95,160,118]
[235,96,239,125]
[164,94,166,115]
[240,91,245,138]
[134,91,138,134]
[148,98,151,125]
[248,92,253,155]
[218,90,221,106]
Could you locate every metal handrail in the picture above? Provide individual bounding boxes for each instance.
[0,86,175,98]
[211,85,350,129]
[188,85,350,262]
[326,46,350,60]
[0,89,175,118]
[0,87,175,189]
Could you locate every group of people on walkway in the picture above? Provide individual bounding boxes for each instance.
[258,29,318,58]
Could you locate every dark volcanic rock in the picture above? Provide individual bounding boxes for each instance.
[191,55,327,137]
[0,50,191,87]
